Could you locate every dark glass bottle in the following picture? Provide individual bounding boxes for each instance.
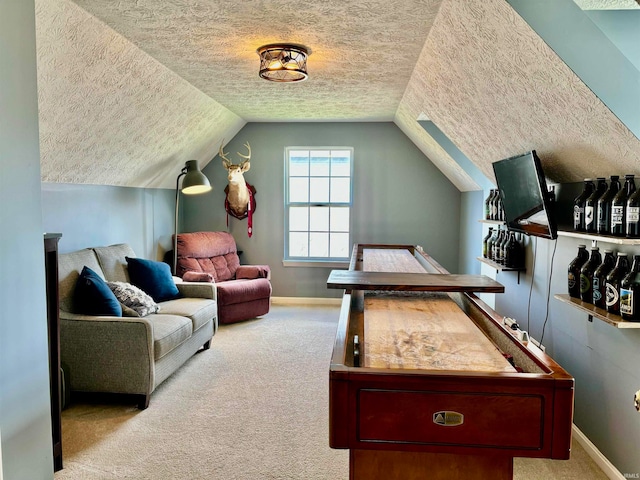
[497,193,505,222]
[611,174,636,237]
[487,228,499,261]
[593,250,615,309]
[584,177,607,233]
[574,179,594,231]
[490,190,500,220]
[492,229,505,263]
[504,232,523,268]
[597,175,620,235]
[568,245,589,298]
[484,188,496,220]
[620,254,640,322]
[580,246,601,303]
[482,227,494,258]
[606,253,630,314]
[626,187,640,238]
[497,229,509,264]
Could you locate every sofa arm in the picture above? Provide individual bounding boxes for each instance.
[236,265,271,280]
[59,312,155,396]
[175,281,217,301]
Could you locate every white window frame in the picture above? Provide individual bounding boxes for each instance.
[283,147,354,267]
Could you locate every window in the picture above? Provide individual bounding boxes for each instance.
[285,147,353,263]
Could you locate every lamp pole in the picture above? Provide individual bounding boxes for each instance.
[173,160,212,275]
[173,167,188,275]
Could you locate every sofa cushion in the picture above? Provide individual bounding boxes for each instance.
[216,278,272,306]
[158,297,217,331]
[94,244,136,283]
[126,257,181,302]
[74,266,122,317]
[149,314,193,360]
[107,281,160,317]
[58,248,104,313]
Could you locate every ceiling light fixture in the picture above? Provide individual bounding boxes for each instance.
[257,43,311,82]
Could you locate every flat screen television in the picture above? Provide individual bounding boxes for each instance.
[492,150,558,240]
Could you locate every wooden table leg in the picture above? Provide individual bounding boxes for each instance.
[350,450,513,480]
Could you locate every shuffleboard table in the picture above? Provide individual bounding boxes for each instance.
[327,244,574,480]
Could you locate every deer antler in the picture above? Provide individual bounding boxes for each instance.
[219,141,233,167]
[237,142,251,164]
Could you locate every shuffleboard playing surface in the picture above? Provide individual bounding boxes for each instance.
[362,249,515,373]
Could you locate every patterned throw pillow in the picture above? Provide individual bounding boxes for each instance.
[107,281,160,317]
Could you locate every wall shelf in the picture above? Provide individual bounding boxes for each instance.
[479,219,506,225]
[557,230,640,246]
[554,294,640,329]
[476,257,525,284]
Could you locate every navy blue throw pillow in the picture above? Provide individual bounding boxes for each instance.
[74,266,122,316]
[126,256,181,302]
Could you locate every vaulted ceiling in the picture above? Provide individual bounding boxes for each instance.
[35,0,640,191]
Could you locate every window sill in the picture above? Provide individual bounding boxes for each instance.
[282,260,350,268]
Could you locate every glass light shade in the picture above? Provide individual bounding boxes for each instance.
[257,44,311,82]
[181,160,211,194]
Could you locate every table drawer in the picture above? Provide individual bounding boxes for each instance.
[358,389,543,450]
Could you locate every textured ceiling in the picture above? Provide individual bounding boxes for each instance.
[70,0,444,122]
[35,0,640,191]
[413,0,640,185]
[574,0,639,9]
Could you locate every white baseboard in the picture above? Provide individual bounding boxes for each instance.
[572,424,625,480]
[271,296,342,306]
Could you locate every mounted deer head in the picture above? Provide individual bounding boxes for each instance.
[220,142,257,235]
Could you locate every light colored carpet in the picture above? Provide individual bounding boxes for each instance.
[55,305,609,480]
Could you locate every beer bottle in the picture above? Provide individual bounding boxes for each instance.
[611,174,636,237]
[490,190,500,220]
[597,175,620,235]
[620,254,640,322]
[568,245,589,298]
[482,227,493,258]
[487,228,499,261]
[593,250,615,309]
[504,232,523,269]
[484,190,493,220]
[492,229,505,263]
[580,246,601,303]
[574,179,594,231]
[606,253,630,314]
[626,187,640,238]
[497,194,505,222]
[585,177,607,233]
[501,230,510,263]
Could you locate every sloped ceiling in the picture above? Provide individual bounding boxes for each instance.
[409,0,640,185]
[36,0,245,189]
[35,0,640,191]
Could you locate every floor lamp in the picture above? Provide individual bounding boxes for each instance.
[174,160,211,275]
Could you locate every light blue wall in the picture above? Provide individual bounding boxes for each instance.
[0,1,53,478]
[41,183,175,259]
[585,10,640,70]
[507,0,640,140]
[459,192,483,275]
[417,121,492,275]
[183,122,462,297]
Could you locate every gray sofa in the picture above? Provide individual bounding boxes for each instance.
[58,243,217,409]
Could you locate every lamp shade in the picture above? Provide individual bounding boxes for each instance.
[181,160,211,194]
[257,44,311,82]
